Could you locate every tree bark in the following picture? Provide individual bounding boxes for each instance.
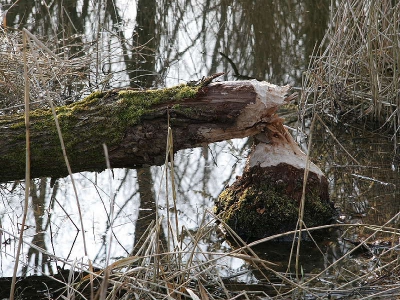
[0,80,294,182]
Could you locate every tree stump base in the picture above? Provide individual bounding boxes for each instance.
[215,123,336,240]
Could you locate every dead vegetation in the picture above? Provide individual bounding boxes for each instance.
[301,0,400,135]
[0,27,92,113]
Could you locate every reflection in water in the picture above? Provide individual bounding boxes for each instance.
[0,140,248,276]
[310,123,399,226]
[290,122,400,291]
[21,178,56,276]
[1,170,139,276]
[2,0,330,88]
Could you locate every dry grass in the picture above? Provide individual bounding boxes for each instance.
[297,3,400,293]
[301,0,400,135]
[0,29,91,113]
[62,220,400,299]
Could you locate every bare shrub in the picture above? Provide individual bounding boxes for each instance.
[0,28,91,114]
[301,0,400,131]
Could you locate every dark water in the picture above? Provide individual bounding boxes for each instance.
[0,0,399,298]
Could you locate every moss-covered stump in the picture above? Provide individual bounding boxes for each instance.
[215,123,335,240]
[215,164,334,240]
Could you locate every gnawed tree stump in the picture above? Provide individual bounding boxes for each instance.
[215,122,335,240]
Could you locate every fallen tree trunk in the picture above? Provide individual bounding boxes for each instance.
[0,79,294,182]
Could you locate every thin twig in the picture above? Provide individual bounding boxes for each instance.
[9,29,30,300]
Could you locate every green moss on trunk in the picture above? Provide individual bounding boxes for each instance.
[0,84,200,181]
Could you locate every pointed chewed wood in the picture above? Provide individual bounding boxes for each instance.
[215,122,335,240]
